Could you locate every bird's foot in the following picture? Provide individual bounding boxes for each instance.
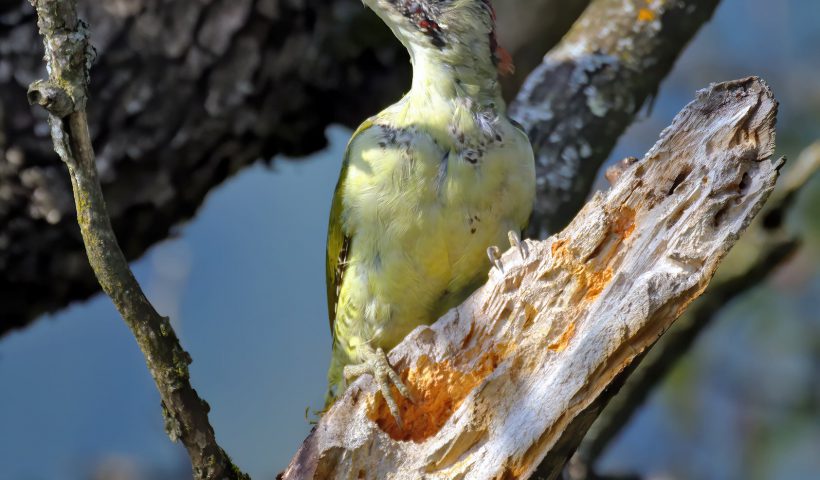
[487,245,504,272]
[507,230,529,260]
[344,346,412,427]
[488,230,529,272]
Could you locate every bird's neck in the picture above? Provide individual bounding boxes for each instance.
[406,47,504,114]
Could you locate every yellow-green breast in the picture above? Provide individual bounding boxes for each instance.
[325,89,535,396]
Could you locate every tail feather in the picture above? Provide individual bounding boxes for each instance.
[324,354,347,409]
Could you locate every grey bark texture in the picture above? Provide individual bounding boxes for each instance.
[0,0,586,333]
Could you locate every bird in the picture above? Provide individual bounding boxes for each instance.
[324,0,535,425]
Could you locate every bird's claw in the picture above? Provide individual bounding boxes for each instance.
[488,231,528,272]
[344,346,411,427]
[487,245,503,272]
[507,230,528,260]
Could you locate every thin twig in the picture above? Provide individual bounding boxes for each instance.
[26,1,248,478]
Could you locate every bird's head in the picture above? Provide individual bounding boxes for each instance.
[363,0,514,76]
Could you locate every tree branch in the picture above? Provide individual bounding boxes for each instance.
[282,77,780,480]
[510,0,722,237]
[574,139,820,472]
[26,1,247,478]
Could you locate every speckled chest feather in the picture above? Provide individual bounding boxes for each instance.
[333,95,534,356]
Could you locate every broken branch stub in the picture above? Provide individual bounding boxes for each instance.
[283,77,779,480]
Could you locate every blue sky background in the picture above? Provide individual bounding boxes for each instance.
[2,0,820,478]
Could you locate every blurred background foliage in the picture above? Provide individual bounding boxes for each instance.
[1,0,819,478]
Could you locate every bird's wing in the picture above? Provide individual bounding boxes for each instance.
[326,119,374,340]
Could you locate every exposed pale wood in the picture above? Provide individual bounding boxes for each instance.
[282,77,779,480]
[575,139,820,473]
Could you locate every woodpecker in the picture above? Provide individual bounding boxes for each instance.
[325,0,535,424]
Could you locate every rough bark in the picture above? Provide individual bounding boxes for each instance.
[282,77,779,480]
[0,0,584,334]
[574,140,820,473]
[27,0,246,478]
[510,0,722,237]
